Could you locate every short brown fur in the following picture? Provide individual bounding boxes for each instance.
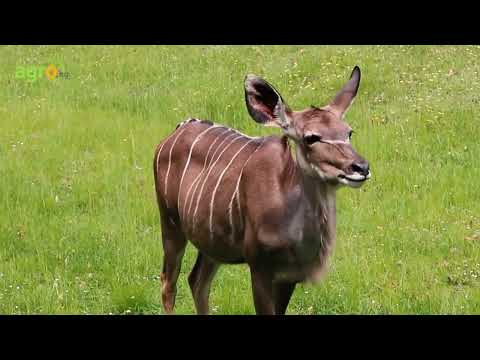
[154,67,370,315]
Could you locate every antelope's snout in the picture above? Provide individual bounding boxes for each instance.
[338,156,371,188]
[349,160,370,177]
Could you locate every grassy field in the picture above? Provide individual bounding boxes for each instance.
[0,45,479,314]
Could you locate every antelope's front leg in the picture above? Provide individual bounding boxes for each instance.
[250,267,275,315]
[273,282,296,315]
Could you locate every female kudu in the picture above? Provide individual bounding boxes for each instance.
[153,66,371,315]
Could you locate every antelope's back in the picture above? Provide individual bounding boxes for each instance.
[154,118,267,257]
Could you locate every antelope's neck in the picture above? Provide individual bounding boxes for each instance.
[287,143,337,279]
[300,173,337,244]
[288,143,337,243]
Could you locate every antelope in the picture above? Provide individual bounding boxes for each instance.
[153,66,371,315]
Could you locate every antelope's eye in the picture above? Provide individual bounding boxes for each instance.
[304,134,322,146]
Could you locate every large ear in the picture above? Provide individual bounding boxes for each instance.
[244,74,292,129]
[329,66,361,117]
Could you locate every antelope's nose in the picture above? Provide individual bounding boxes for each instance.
[351,161,370,176]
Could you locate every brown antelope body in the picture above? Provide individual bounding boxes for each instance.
[153,66,371,315]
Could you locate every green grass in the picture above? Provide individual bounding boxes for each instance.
[1,45,479,314]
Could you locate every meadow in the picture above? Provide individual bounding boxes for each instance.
[0,45,479,314]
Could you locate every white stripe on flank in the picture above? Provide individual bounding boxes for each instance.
[187,129,235,217]
[183,128,231,222]
[187,131,236,225]
[156,118,196,174]
[164,127,187,207]
[206,132,238,169]
[235,186,242,228]
[160,119,195,169]
[188,131,237,226]
[155,131,178,179]
[177,125,221,214]
[192,134,243,232]
[228,179,241,238]
[209,138,256,240]
[231,128,259,140]
[190,131,238,229]
[227,138,265,240]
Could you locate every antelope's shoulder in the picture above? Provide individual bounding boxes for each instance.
[241,135,296,219]
[243,135,292,174]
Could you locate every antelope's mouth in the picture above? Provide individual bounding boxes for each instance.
[338,172,371,187]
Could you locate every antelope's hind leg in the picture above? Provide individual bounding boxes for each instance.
[188,252,219,315]
[159,212,187,315]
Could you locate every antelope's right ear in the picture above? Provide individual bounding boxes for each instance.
[244,74,292,129]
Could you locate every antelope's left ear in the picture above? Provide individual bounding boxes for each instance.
[329,66,361,117]
[244,74,293,130]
